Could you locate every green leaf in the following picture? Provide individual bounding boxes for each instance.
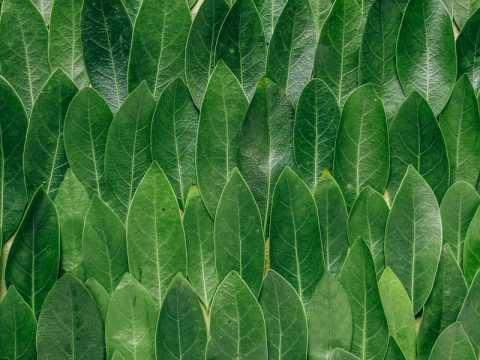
[330,349,360,360]
[64,87,113,199]
[313,170,349,276]
[454,1,480,30]
[237,78,295,231]
[333,84,389,209]
[418,245,469,360]
[5,187,60,317]
[0,0,50,116]
[385,338,407,360]
[428,322,476,360]
[82,196,128,295]
[440,76,480,186]
[48,0,88,88]
[128,0,191,100]
[0,286,36,360]
[294,79,341,189]
[378,267,416,360]
[206,271,268,360]
[156,274,208,360]
[54,169,90,280]
[253,0,288,43]
[396,0,456,115]
[388,92,450,201]
[457,270,480,357]
[464,206,480,285]
[196,61,248,217]
[309,0,334,39]
[339,238,389,360]
[359,0,407,120]
[259,270,308,360]
[104,82,155,221]
[81,0,132,112]
[313,0,363,104]
[270,167,324,304]
[348,187,389,277]
[151,78,198,208]
[266,0,316,103]
[32,0,52,24]
[0,77,28,244]
[126,162,187,305]
[105,273,158,360]
[121,0,141,22]
[215,0,267,100]
[457,9,480,94]
[112,351,126,360]
[385,165,442,314]
[306,272,352,360]
[36,274,104,360]
[85,278,110,324]
[440,181,480,266]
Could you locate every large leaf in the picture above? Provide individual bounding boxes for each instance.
[206,271,268,359]
[378,267,416,360]
[215,0,267,100]
[309,0,334,39]
[196,61,248,217]
[388,92,450,201]
[5,187,59,317]
[85,278,110,324]
[0,0,50,115]
[385,166,442,314]
[333,84,389,209]
[0,77,28,244]
[418,245,469,360]
[151,78,198,208]
[23,70,78,199]
[464,206,480,285]
[48,0,88,88]
[259,270,308,360]
[128,0,191,100]
[82,196,128,295]
[270,167,324,304]
[428,322,476,360]
[237,78,295,231]
[0,286,36,360]
[457,9,480,94]
[266,0,316,103]
[385,338,407,360]
[81,0,132,112]
[359,0,407,119]
[396,0,456,115]
[253,0,288,43]
[156,274,208,360]
[339,238,389,360]
[121,0,141,22]
[104,82,155,221]
[294,79,341,189]
[313,0,363,104]
[440,76,480,186]
[183,186,216,306]
[54,169,90,280]
[348,187,389,277]
[306,272,352,360]
[105,273,158,360]
[313,170,348,276]
[458,270,480,357]
[126,162,186,305]
[36,274,104,360]
[64,87,113,199]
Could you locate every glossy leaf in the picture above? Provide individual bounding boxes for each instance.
[385,166,442,314]
[457,9,480,94]
[64,87,113,199]
[333,84,389,209]
[206,271,268,360]
[313,170,349,276]
[151,78,198,208]
[81,0,132,112]
[104,82,155,221]
[458,270,480,357]
[464,206,480,285]
[196,61,248,217]
[270,167,324,304]
[388,92,450,201]
[428,322,476,360]
[5,187,60,317]
[82,196,128,295]
[396,0,456,115]
[156,274,208,360]
[385,338,407,360]
[126,162,187,305]
[306,272,352,360]
[253,0,288,43]
[23,70,78,199]
[36,274,104,360]
[128,0,191,100]
[215,0,267,100]
[85,278,110,324]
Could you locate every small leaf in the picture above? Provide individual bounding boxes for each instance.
[464,206,480,285]
[428,322,476,360]
[457,270,480,357]
[253,0,288,43]
[457,8,480,93]
[85,278,110,324]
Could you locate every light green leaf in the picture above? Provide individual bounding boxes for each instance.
[253,0,288,43]
[457,270,480,357]
[32,0,52,24]
[112,351,126,360]
[85,277,110,324]
[454,1,480,30]
[309,0,334,39]
[457,9,480,94]
[464,206,480,285]
[428,322,476,360]
[330,349,360,360]
[385,338,407,360]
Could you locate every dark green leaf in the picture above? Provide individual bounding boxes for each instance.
[464,206,480,285]
[428,322,476,360]
[385,338,407,360]
[85,278,110,324]
[253,0,288,43]
[121,0,141,22]
[457,8,480,94]
[457,270,480,357]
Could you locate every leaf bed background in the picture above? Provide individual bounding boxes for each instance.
[0,0,479,359]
